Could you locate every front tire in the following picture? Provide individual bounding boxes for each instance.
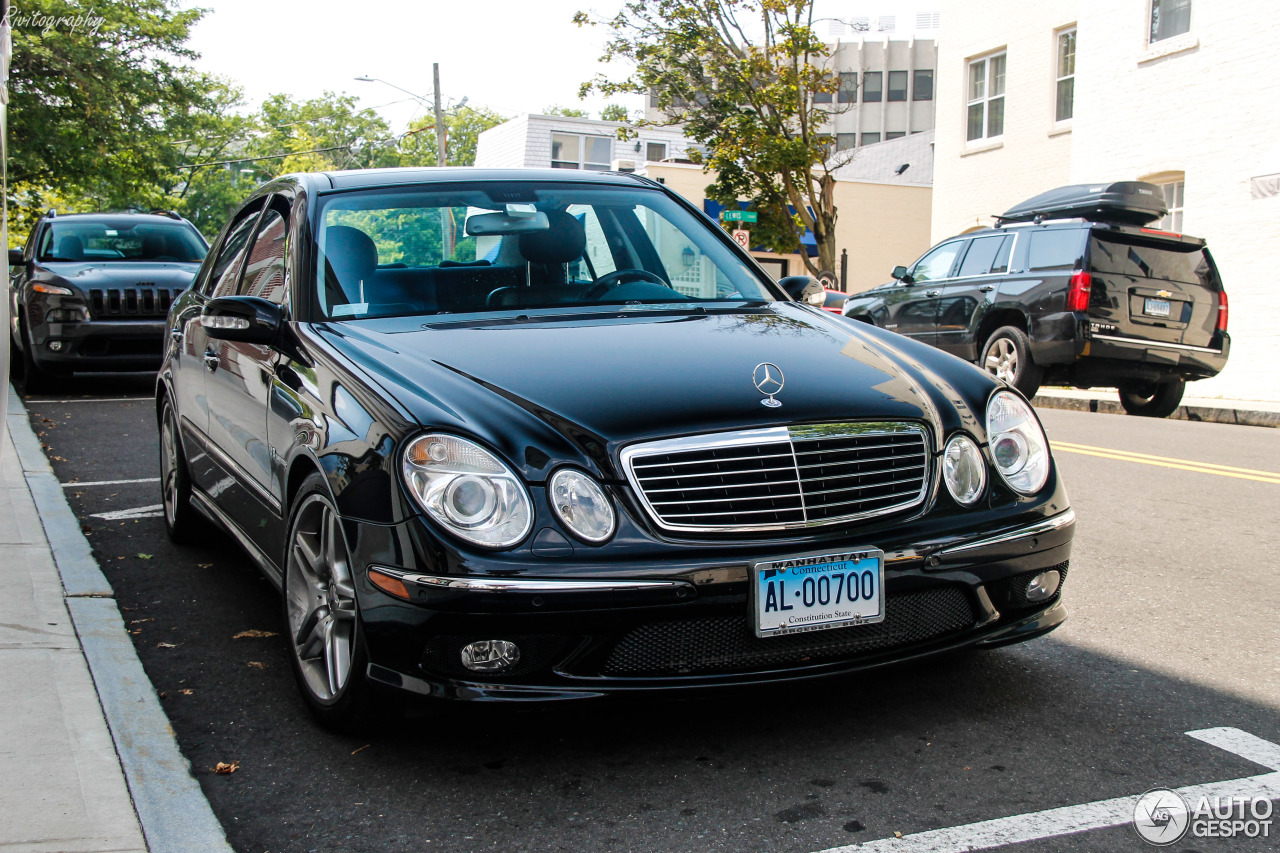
[1118,378,1185,418]
[159,398,200,543]
[18,314,59,394]
[980,326,1043,398]
[284,475,370,731]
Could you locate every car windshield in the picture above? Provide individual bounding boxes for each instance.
[38,218,207,263]
[313,182,776,319]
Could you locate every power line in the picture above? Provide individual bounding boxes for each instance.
[178,145,350,170]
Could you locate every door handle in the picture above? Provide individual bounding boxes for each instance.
[203,351,220,371]
[979,285,995,293]
[926,290,941,297]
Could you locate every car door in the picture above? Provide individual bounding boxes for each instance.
[882,239,965,342]
[934,233,1013,359]
[202,196,289,536]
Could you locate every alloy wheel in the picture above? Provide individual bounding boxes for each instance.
[160,409,181,526]
[984,337,1018,384]
[286,495,358,702]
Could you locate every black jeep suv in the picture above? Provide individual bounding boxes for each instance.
[9,210,208,391]
[842,182,1230,417]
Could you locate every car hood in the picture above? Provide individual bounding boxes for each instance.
[37,260,201,291]
[316,304,994,479]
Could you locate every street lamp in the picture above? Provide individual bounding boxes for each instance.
[355,66,449,167]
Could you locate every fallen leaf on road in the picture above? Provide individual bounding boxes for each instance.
[129,618,154,624]
[197,562,213,568]
[178,688,195,695]
[212,761,239,775]
[137,553,153,560]
[894,832,903,839]
[233,629,278,639]
[157,642,178,649]
[247,661,268,669]
[351,744,371,755]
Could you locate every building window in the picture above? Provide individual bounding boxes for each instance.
[862,71,883,103]
[885,131,906,140]
[836,133,857,150]
[814,87,832,104]
[861,132,881,146]
[838,72,858,103]
[1056,29,1076,123]
[1150,0,1191,43]
[887,71,908,102]
[913,70,934,101]
[967,52,1006,142]
[551,133,611,170]
[645,142,668,162]
[1152,178,1185,231]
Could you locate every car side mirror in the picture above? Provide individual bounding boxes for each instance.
[201,296,282,345]
[779,275,825,306]
[891,265,913,284]
[8,249,25,267]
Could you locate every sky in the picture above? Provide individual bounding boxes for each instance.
[182,0,933,135]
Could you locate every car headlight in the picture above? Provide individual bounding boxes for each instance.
[985,391,1050,495]
[549,468,615,543]
[942,433,986,505]
[402,434,532,548]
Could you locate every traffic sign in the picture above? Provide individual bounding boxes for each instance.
[723,210,758,222]
[732,229,751,249]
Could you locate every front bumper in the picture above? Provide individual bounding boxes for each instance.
[28,318,167,372]
[353,509,1076,702]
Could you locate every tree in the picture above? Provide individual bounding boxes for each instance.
[601,103,631,122]
[7,0,219,233]
[541,105,591,118]
[398,105,507,168]
[577,0,847,276]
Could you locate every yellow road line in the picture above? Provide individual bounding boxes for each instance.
[1052,441,1280,484]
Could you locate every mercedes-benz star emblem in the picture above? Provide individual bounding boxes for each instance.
[753,362,785,408]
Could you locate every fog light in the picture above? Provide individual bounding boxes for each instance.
[1025,570,1061,603]
[460,639,521,673]
[48,340,63,352]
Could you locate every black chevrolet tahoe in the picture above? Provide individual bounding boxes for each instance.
[842,182,1230,417]
[9,209,208,391]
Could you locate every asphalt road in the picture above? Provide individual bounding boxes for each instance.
[19,373,1280,853]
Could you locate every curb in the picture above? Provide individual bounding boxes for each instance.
[1031,393,1280,429]
[8,385,234,853]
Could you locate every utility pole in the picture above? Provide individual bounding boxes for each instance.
[433,63,447,168]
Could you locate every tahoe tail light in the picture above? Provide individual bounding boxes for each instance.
[1066,271,1092,312]
[1217,290,1229,332]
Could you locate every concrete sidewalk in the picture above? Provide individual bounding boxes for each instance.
[1032,387,1280,428]
[2,390,232,853]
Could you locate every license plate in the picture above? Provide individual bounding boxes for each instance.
[1144,298,1172,317]
[752,550,885,637]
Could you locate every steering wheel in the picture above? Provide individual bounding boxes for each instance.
[583,268,668,300]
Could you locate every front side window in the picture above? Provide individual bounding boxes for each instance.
[913,70,934,101]
[862,71,883,102]
[912,241,963,282]
[1150,0,1191,43]
[967,52,1006,142]
[241,208,288,304]
[312,183,775,320]
[1056,29,1076,123]
[206,209,263,298]
[38,218,207,264]
[887,70,908,102]
[550,133,612,170]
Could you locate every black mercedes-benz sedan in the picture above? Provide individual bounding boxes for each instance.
[156,168,1074,729]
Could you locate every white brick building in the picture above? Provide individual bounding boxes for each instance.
[475,114,694,174]
[933,0,1280,401]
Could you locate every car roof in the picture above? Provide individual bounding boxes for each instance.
[45,212,191,225]
[317,167,654,191]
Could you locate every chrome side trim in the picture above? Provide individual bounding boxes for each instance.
[369,567,686,594]
[937,509,1076,557]
[1090,333,1222,355]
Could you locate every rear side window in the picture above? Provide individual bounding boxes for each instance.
[956,235,1007,277]
[1026,229,1084,271]
[1088,234,1215,285]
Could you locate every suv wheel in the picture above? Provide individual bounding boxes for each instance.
[159,398,200,543]
[980,326,1043,398]
[18,314,61,394]
[1118,378,1185,418]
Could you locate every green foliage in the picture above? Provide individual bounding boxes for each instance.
[577,0,846,275]
[542,104,591,118]
[398,105,507,168]
[600,103,631,122]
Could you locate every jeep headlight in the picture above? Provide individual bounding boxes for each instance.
[402,434,532,548]
[985,391,1050,495]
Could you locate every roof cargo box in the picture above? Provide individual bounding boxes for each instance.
[999,181,1168,226]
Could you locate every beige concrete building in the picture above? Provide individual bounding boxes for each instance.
[933,0,1280,401]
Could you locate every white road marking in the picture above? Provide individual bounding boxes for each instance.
[813,727,1280,853]
[64,477,160,488]
[26,397,151,403]
[91,504,165,521]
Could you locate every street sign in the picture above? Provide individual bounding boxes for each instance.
[723,210,758,223]
[732,229,751,249]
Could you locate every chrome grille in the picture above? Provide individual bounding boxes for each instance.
[622,423,930,532]
[88,286,175,318]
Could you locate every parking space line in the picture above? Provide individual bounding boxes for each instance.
[1053,442,1280,485]
[91,504,165,521]
[812,727,1280,853]
[24,397,152,404]
[63,478,161,488]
